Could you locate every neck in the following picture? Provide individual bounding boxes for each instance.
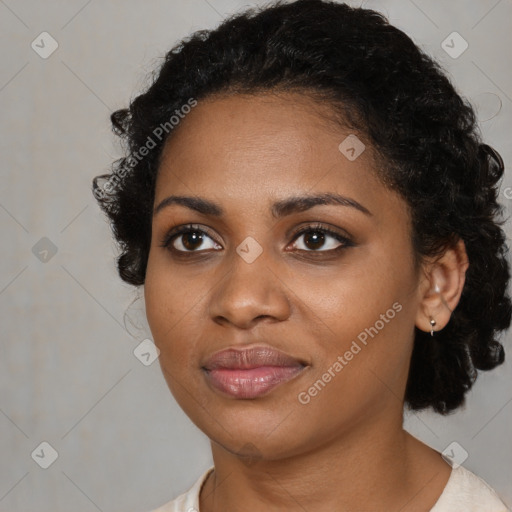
[200,410,450,512]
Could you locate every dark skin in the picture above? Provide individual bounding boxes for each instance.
[144,92,469,511]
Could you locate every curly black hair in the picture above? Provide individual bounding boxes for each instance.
[92,0,511,414]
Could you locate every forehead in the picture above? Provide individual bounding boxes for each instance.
[161,92,358,158]
[156,92,384,201]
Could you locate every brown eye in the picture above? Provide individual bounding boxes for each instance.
[160,225,221,253]
[303,231,326,250]
[180,231,205,251]
[290,226,351,252]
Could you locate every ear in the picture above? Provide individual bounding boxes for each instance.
[415,238,469,335]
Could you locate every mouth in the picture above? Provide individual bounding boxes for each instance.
[202,345,307,399]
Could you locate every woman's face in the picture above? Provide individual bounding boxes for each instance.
[144,92,425,460]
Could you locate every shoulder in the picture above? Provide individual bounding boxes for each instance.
[145,467,213,512]
[431,465,509,511]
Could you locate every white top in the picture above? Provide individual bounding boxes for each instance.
[148,465,509,512]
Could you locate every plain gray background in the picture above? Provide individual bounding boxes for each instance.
[1,1,511,511]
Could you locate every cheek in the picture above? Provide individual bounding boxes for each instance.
[145,252,200,332]
[144,260,196,367]
[291,250,416,379]
[290,257,403,333]
[144,258,224,386]
[144,274,203,407]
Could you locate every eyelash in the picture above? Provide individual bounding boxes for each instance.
[159,222,354,256]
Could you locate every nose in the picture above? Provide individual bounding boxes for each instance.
[208,249,291,329]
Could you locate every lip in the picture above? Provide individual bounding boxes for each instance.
[202,346,307,399]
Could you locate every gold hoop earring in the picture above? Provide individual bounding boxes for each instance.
[430,317,436,336]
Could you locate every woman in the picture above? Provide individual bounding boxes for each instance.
[92,1,511,510]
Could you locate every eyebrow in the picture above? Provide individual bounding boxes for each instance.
[153,192,372,218]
